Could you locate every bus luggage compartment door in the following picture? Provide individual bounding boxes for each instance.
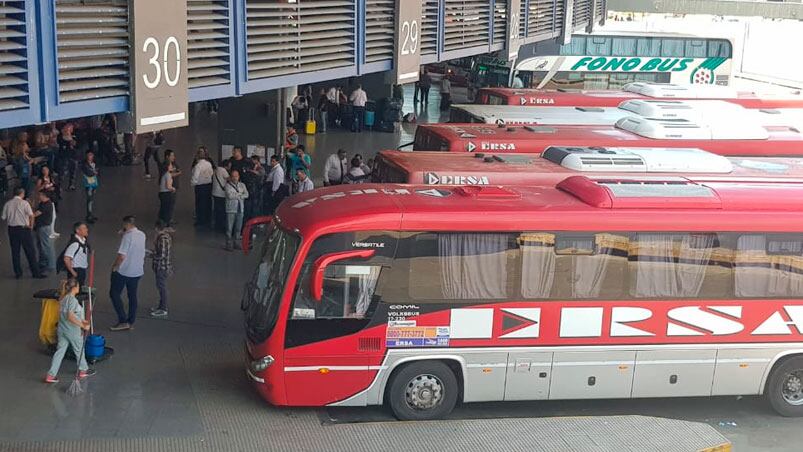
[632,349,716,398]
[462,352,508,402]
[549,351,636,400]
[504,352,553,401]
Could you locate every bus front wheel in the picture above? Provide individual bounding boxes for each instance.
[388,361,458,420]
[767,356,803,416]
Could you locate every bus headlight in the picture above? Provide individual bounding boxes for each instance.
[250,355,275,372]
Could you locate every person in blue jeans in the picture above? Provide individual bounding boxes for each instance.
[109,215,147,332]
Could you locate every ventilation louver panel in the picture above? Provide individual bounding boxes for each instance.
[492,1,506,45]
[188,0,231,89]
[365,0,394,63]
[245,0,355,80]
[443,0,490,52]
[595,0,605,23]
[554,0,565,35]
[528,0,555,37]
[0,0,28,112]
[55,0,130,103]
[421,0,438,56]
[573,0,592,27]
[519,1,526,38]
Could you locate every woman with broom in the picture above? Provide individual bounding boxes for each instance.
[45,278,95,384]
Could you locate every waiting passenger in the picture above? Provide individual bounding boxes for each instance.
[224,169,249,251]
[344,157,366,184]
[296,169,314,193]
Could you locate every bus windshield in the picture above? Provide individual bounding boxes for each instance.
[244,224,300,344]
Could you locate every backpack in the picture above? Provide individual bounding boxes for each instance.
[56,236,90,274]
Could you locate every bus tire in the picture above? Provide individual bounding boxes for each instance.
[387,361,459,420]
[767,356,803,417]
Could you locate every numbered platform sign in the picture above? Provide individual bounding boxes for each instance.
[130,0,189,134]
[394,0,422,85]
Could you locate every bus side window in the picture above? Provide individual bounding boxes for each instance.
[550,233,629,300]
[408,233,515,302]
[293,263,383,320]
[637,38,661,57]
[735,234,803,298]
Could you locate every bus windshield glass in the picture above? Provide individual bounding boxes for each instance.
[244,224,300,344]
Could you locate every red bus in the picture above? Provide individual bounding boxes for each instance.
[243,180,803,420]
[477,83,803,109]
[372,148,803,186]
[412,121,803,157]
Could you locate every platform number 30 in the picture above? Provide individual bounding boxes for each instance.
[400,20,419,55]
[142,36,181,89]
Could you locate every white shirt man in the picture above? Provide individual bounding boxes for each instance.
[350,87,367,107]
[326,87,339,104]
[296,171,314,193]
[512,75,524,89]
[1,192,33,228]
[441,78,451,94]
[212,166,229,199]
[191,159,213,186]
[267,160,285,194]
[323,151,348,185]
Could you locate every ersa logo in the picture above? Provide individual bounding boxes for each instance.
[466,142,517,152]
[425,172,490,185]
[520,97,555,105]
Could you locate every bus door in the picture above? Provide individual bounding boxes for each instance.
[283,232,398,406]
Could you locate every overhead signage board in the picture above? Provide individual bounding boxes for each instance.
[394,0,423,85]
[507,0,522,61]
[130,0,189,133]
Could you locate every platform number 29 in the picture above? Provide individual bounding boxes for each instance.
[142,36,181,89]
[400,20,419,55]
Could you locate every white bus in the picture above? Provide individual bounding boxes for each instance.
[516,32,734,90]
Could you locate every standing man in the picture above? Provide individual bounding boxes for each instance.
[2,188,47,279]
[296,169,314,193]
[264,154,288,215]
[349,84,368,133]
[440,76,451,110]
[326,85,340,126]
[245,155,266,220]
[212,160,230,233]
[190,146,214,227]
[149,220,173,318]
[323,149,348,186]
[229,146,250,176]
[419,69,432,105]
[224,169,248,251]
[158,161,177,226]
[109,216,147,331]
[62,222,90,286]
[2,188,45,279]
[287,145,311,184]
[33,191,56,274]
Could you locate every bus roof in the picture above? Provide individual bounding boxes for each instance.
[276,181,803,237]
[477,83,803,109]
[376,149,803,185]
[414,123,803,156]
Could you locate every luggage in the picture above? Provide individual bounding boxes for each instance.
[305,108,316,134]
[364,111,375,129]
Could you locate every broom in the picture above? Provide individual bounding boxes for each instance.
[67,252,95,396]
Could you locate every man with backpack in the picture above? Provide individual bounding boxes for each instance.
[59,222,90,287]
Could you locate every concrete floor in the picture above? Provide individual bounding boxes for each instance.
[0,87,801,451]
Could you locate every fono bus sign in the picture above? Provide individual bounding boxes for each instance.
[570,56,695,72]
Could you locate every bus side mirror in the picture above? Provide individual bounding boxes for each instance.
[311,250,376,302]
[242,216,273,254]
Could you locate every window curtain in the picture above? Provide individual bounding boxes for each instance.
[572,234,626,298]
[439,233,508,299]
[520,234,555,298]
[736,235,803,297]
[355,266,381,317]
[631,234,713,298]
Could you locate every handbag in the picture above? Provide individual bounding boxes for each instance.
[83,175,98,189]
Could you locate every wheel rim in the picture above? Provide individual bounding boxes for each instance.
[781,370,803,406]
[404,373,444,411]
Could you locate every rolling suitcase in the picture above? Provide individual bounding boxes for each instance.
[364,110,375,129]
[305,108,317,135]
